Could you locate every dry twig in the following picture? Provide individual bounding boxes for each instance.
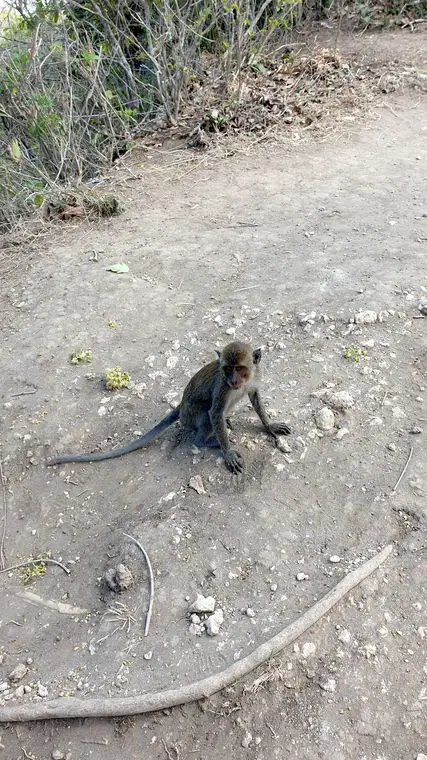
[123,532,154,636]
[392,446,414,492]
[0,557,71,575]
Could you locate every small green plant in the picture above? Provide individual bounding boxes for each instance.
[108,320,119,328]
[343,346,367,363]
[20,555,48,584]
[70,349,92,364]
[105,366,131,390]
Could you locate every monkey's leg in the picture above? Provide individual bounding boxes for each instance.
[248,390,291,437]
[194,414,219,448]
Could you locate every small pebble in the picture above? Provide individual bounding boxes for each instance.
[301,642,316,658]
[246,608,255,618]
[270,583,278,592]
[336,427,349,440]
[387,442,397,452]
[353,310,378,324]
[327,391,354,411]
[188,594,216,614]
[205,609,224,637]
[296,572,309,581]
[14,685,25,698]
[241,731,253,748]
[329,555,341,564]
[188,475,206,494]
[52,751,66,760]
[319,677,336,693]
[144,651,153,660]
[315,407,335,431]
[337,628,351,644]
[9,663,28,683]
[38,684,48,697]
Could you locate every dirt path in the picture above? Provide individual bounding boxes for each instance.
[1,30,426,760]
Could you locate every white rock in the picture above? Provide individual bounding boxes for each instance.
[329,555,341,563]
[301,642,316,658]
[166,355,178,369]
[319,677,336,692]
[14,685,25,698]
[327,391,354,411]
[9,663,28,683]
[188,594,216,614]
[392,406,406,419]
[387,442,397,451]
[416,754,427,760]
[52,751,66,760]
[336,427,349,440]
[299,311,316,324]
[189,623,205,636]
[360,644,377,658]
[315,407,335,431]
[360,338,375,347]
[205,609,224,636]
[337,628,351,644]
[38,684,48,697]
[270,583,278,592]
[0,682,9,692]
[143,651,153,660]
[246,608,255,618]
[241,731,253,748]
[296,572,309,581]
[188,475,206,495]
[354,310,378,324]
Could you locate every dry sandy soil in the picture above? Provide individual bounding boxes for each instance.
[0,28,426,760]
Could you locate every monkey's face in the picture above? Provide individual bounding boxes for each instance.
[223,364,250,390]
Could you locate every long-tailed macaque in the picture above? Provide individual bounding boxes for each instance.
[47,341,291,473]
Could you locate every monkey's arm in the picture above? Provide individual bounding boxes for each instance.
[47,408,180,465]
[248,390,291,437]
[209,394,244,474]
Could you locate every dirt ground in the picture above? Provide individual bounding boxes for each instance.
[0,28,426,760]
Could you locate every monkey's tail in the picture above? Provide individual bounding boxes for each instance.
[47,408,180,465]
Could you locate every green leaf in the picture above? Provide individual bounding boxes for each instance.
[8,138,21,163]
[34,194,44,208]
[106,263,129,274]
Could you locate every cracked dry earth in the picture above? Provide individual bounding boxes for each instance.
[0,40,426,760]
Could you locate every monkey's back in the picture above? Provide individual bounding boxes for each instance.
[179,359,219,429]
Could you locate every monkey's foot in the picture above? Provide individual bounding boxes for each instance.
[223,448,244,474]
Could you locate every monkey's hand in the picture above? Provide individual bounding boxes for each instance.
[268,422,291,436]
[223,448,245,474]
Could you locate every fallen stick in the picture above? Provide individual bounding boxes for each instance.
[0,544,393,723]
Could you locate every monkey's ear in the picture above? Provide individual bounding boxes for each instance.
[253,347,262,365]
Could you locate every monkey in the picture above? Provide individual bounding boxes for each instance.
[47,341,291,473]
